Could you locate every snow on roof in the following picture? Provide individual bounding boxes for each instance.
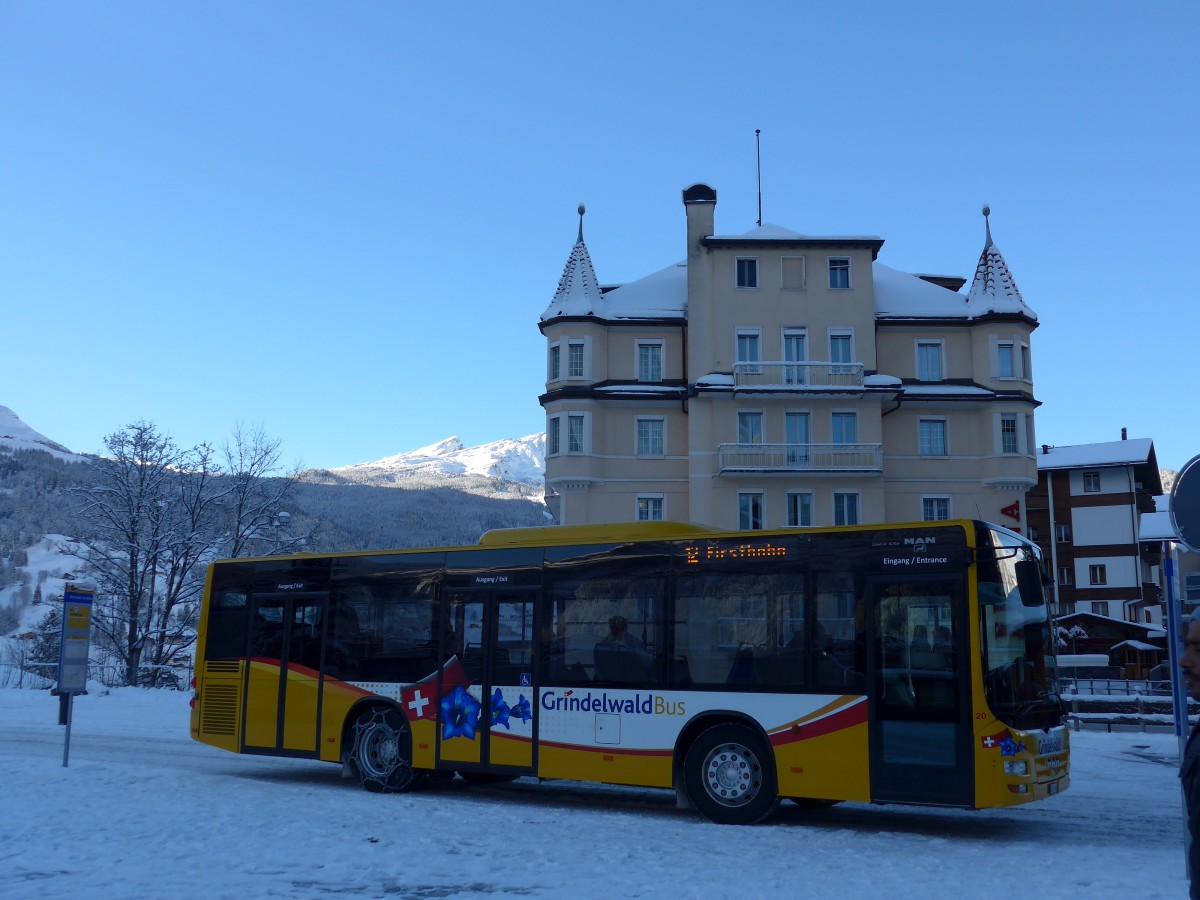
[604,261,688,320]
[1036,438,1155,470]
[1111,639,1164,652]
[965,209,1036,320]
[1140,509,1180,542]
[873,262,972,318]
[900,383,994,397]
[541,228,607,321]
[712,223,809,240]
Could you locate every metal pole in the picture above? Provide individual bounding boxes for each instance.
[62,693,74,767]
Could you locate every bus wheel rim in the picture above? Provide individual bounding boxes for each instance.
[702,742,762,806]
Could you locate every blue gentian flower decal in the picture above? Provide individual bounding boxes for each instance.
[441,685,482,740]
[491,687,512,730]
[512,694,532,724]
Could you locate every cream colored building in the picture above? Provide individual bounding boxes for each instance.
[539,184,1039,531]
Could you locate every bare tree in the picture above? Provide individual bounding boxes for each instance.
[218,423,307,559]
[70,421,179,687]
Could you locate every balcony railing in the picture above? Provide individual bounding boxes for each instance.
[733,361,864,390]
[718,442,884,473]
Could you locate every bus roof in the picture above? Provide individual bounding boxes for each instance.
[477,520,723,547]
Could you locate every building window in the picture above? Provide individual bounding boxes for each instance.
[567,414,585,453]
[832,411,857,445]
[1000,414,1018,454]
[636,418,664,456]
[548,344,560,381]
[785,411,810,465]
[786,491,813,527]
[828,257,851,289]
[782,329,807,384]
[1089,564,1107,586]
[568,341,585,378]
[922,497,950,521]
[736,257,759,289]
[919,419,947,456]
[997,342,1015,378]
[1021,344,1031,380]
[736,329,761,373]
[737,411,764,444]
[547,416,561,455]
[1185,573,1200,604]
[1058,566,1072,586]
[834,492,859,526]
[1025,414,1035,458]
[637,341,663,382]
[739,493,764,531]
[1055,523,1072,542]
[1091,601,1110,617]
[1083,470,1101,493]
[637,495,664,521]
[829,331,853,374]
[781,256,806,290]
[916,341,943,381]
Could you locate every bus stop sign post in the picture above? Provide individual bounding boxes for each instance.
[53,583,94,767]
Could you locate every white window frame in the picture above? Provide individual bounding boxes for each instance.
[738,492,765,531]
[737,409,764,445]
[1091,601,1110,617]
[921,496,951,521]
[828,328,854,374]
[567,339,588,380]
[1058,566,1073,586]
[635,417,665,456]
[1083,470,1101,493]
[636,494,665,522]
[736,327,762,374]
[1021,342,1032,381]
[786,491,813,527]
[735,257,759,289]
[1056,523,1072,543]
[1089,564,1107,586]
[547,415,561,456]
[919,417,948,457]
[567,412,588,454]
[828,256,852,290]
[782,328,807,385]
[548,342,561,382]
[781,255,806,291]
[999,413,1019,454]
[831,410,857,445]
[636,340,664,383]
[833,491,860,526]
[996,340,1015,379]
[916,339,944,382]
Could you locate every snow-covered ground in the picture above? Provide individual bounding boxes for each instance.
[0,687,1187,899]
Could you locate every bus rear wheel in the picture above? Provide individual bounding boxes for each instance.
[683,723,778,825]
[351,706,422,793]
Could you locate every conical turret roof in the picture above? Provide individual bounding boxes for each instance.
[541,204,607,320]
[966,205,1036,320]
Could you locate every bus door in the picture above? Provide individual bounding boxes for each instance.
[866,575,972,806]
[436,589,537,774]
[243,590,327,755]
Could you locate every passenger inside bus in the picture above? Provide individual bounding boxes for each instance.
[594,615,652,683]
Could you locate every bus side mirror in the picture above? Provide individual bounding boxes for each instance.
[1015,559,1046,608]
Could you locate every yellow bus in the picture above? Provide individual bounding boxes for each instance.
[190,519,1068,824]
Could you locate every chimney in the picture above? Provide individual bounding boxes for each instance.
[1041,444,1050,455]
[682,183,717,258]
[1121,428,1127,441]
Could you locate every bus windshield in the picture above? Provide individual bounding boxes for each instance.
[976,525,1064,732]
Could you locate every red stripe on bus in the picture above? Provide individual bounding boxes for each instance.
[770,697,867,746]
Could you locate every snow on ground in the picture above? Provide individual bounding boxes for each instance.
[0,686,1188,900]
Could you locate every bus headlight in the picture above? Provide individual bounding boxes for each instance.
[1003,760,1028,776]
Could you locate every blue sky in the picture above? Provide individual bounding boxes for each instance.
[2,2,1196,473]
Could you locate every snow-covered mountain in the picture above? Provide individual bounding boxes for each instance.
[328,434,545,490]
[0,406,84,461]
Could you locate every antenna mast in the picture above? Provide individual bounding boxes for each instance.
[755,129,762,227]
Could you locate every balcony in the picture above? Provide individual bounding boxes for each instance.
[718,442,884,474]
[733,361,864,392]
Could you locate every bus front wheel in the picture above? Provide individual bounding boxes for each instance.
[683,723,778,825]
[350,706,421,793]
